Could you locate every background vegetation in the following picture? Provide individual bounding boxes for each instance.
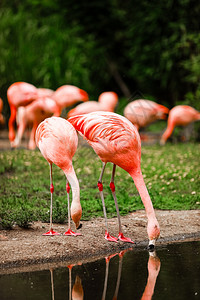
[0,0,200,122]
[0,143,199,229]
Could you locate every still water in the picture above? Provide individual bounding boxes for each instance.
[0,241,199,300]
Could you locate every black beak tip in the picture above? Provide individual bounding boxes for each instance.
[147,244,155,252]
[77,223,82,230]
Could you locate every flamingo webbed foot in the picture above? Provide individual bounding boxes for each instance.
[105,231,118,243]
[43,229,61,236]
[118,232,134,244]
[64,229,82,236]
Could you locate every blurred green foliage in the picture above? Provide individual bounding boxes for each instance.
[0,0,200,121]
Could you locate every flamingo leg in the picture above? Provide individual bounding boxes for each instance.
[43,163,60,236]
[110,164,134,243]
[98,162,118,242]
[64,180,81,236]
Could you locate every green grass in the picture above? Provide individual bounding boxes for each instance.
[0,143,199,229]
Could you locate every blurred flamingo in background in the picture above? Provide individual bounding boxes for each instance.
[7,82,38,144]
[67,91,118,118]
[35,117,82,236]
[68,111,160,248]
[37,88,54,97]
[13,97,60,149]
[52,85,89,114]
[160,105,200,145]
[124,99,169,130]
[7,82,88,147]
[0,97,5,126]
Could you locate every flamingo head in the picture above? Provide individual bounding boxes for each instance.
[71,202,82,230]
[156,105,169,120]
[79,89,89,102]
[147,218,160,251]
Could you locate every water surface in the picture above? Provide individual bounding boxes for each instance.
[0,241,199,300]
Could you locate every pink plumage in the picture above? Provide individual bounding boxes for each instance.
[14,97,60,149]
[124,99,169,130]
[36,116,82,236]
[67,92,118,118]
[160,105,200,144]
[69,111,160,247]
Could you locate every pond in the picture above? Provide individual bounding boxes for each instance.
[0,241,199,300]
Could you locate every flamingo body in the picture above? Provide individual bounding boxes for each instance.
[124,99,169,130]
[14,97,60,149]
[160,105,200,144]
[36,117,82,235]
[68,111,160,246]
[67,92,118,118]
[52,85,89,111]
[7,82,39,142]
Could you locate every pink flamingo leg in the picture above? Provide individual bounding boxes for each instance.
[110,164,134,243]
[98,163,118,243]
[64,181,81,236]
[43,164,60,236]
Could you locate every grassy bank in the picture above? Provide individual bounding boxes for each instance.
[0,142,199,229]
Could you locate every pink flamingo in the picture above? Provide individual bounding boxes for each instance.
[124,99,169,130]
[52,85,89,114]
[7,82,38,144]
[13,97,60,149]
[160,105,200,145]
[37,88,54,97]
[0,97,5,126]
[68,112,160,248]
[67,91,118,118]
[7,82,88,146]
[35,116,82,236]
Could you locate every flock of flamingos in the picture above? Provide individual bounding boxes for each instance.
[0,81,200,248]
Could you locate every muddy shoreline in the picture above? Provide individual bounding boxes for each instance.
[0,210,199,274]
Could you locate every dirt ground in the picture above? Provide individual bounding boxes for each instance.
[0,130,200,274]
[0,210,200,274]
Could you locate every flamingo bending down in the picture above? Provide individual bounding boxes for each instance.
[124,99,169,130]
[68,112,160,248]
[67,92,118,118]
[35,117,82,236]
[13,97,60,149]
[160,105,200,145]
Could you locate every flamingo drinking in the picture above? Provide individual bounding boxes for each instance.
[68,111,160,248]
[35,117,82,236]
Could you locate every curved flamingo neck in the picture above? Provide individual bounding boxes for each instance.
[161,122,175,143]
[129,169,156,220]
[64,165,80,205]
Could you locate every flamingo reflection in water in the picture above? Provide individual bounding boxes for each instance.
[141,251,161,300]
[49,264,84,300]
[49,249,160,300]
[102,249,161,300]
